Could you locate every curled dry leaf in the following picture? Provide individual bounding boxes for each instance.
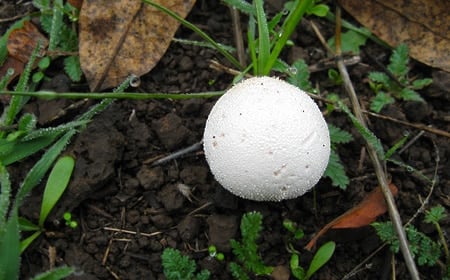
[339,0,450,72]
[0,21,48,88]
[79,0,196,91]
[305,183,398,250]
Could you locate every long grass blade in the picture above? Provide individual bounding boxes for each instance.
[0,163,11,229]
[14,130,76,208]
[142,0,242,70]
[264,0,312,74]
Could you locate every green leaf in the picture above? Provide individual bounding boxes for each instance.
[0,135,59,166]
[399,88,424,102]
[384,134,408,159]
[328,28,369,54]
[30,266,75,280]
[14,130,76,208]
[372,222,399,253]
[0,163,11,229]
[368,72,390,87]
[290,254,305,279]
[18,113,37,133]
[230,262,250,280]
[254,0,270,75]
[307,4,329,17]
[263,0,313,75]
[222,0,254,14]
[328,124,353,144]
[324,149,349,189]
[39,156,75,227]
[424,205,447,224]
[410,78,432,90]
[370,92,395,113]
[388,43,409,78]
[64,56,82,82]
[0,209,21,280]
[18,217,40,232]
[287,59,313,91]
[161,248,209,280]
[305,241,335,279]
[20,230,42,253]
[338,101,385,157]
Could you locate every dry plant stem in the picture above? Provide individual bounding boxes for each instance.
[364,110,450,139]
[229,6,246,67]
[334,7,420,280]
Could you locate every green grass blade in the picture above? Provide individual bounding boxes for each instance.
[0,135,58,166]
[305,241,335,279]
[0,163,11,229]
[30,266,75,280]
[14,130,76,208]
[20,230,41,253]
[39,156,75,227]
[142,0,242,70]
[0,209,21,280]
[254,0,270,75]
[222,0,254,14]
[18,217,40,232]
[263,0,312,75]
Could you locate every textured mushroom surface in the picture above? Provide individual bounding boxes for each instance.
[203,77,330,201]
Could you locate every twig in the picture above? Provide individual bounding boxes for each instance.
[334,7,420,280]
[147,141,203,166]
[364,110,450,139]
[228,6,246,67]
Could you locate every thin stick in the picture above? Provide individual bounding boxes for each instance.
[334,7,420,280]
[229,6,246,67]
[103,227,163,237]
[364,110,450,139]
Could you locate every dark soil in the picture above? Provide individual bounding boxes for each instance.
[1,1,449,279]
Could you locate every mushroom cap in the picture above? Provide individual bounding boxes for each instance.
[203,76,330,201]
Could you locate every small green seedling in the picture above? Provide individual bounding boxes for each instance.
[324,124,354,189]
[283,219,336,280]
[161,248,210,280]
[372,221,441,266]
[368,43,432,113]
[208,245,224,261]
[230,211,273,279]
[20,155,75,252]
[63,212,78,229]
[424,205,449,270]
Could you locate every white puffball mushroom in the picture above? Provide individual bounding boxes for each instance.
[203,76,330,201]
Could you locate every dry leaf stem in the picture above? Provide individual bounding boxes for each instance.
[334,7,420,280]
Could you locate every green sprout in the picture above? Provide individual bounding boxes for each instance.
[230,211,273,278]
[368,43,432,113]
[161,248,210,280]
[283,219,335,280]
[63,212,78,229]
[208,245,224,261]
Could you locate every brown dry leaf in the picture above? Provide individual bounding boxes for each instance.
[305,183,398,251]
[339,0,450,72]
[79,0,196,91]
[0,21,48,87]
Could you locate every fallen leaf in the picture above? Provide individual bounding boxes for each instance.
[0,21,48,88]
[339,0,450,72]
[305,183,398,250]
[79,0,196,91]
